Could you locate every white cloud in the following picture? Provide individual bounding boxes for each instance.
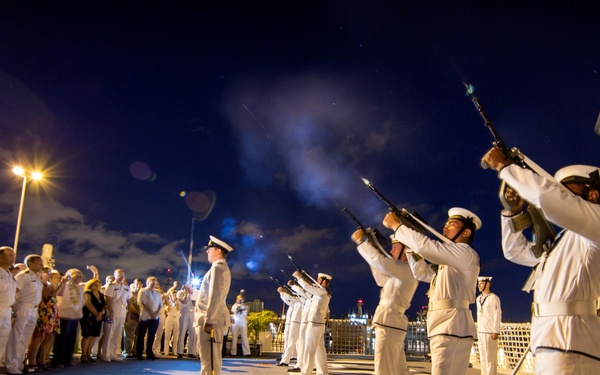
[0,189,186,283]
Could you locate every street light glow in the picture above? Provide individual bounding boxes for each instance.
[12,166,25,176]
[11,165,45,255]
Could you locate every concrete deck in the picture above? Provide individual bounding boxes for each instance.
[1,354,518,375]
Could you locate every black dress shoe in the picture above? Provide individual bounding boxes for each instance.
[137,356,144,360]
[276,362,289,366]
[288,368,301,372]
[148,355,158,360]
[177,354,183,359]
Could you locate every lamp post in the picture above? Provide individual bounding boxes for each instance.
[12,166,43,256]
[187,217,197,284]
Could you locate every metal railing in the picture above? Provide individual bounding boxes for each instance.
[269,319,535,373]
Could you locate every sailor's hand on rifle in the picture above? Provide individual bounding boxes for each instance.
[382,212,402,231]
[482,146,512,171]
[277,286,283,293]
[351,229,366,245]
[502,186,525,216]
[203,322,213,333]
[293,270,301,279]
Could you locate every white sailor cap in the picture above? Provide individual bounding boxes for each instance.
[318,273,332,281]
[477,276,492,282]
[448,207,482,231]
[554,165,600,189]
[390,234,401,244]
[207,235,233,252]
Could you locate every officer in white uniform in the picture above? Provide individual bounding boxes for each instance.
[230,294,250,356]
[0,246,17,367]
[6,254,44,374]
[277,287,301,366]
[294,271,332,375]
[384,207,481,375]
[483,147,600,375]
[163,284,180,355]
[102,269,131,361]
[476,276,502,375]
[288,281,312,373]
[177,285,195,358]
[352,232,419,375]
[194,236,232,375]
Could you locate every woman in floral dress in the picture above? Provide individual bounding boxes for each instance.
[27,268,67,370]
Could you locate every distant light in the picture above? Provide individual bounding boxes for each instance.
[31,171,43,180]
[12,166,25,176]
[180,191,186,197]
[246,260,258,271]
[191,277,201,287]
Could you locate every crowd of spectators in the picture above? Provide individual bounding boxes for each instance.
[0,246,199,374]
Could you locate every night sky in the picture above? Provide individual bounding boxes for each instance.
[1,2,599,322]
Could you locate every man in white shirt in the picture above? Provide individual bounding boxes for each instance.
[136,276,162,360]
[194,236,232,375]
[0,246,17,368]
[6,254,44,375]
[476,276,502,375]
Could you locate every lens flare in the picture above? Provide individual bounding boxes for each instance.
[129,161,152,181]
[185,190,216,220]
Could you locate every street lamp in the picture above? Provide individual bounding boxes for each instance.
[12,166,43,255]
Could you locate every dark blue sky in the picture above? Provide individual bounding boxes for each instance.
[1,2,599,322]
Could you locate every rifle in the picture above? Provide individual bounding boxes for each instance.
[342,207,392,259]
[466,83,556,257]
[269,276,296,295]
[287,255,323,288]
[362,178,452,243]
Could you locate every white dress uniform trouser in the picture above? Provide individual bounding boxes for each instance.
[294,322,308,370]
[164,311,180,354]
[230,322,250,355]
[374,324,409,375]
[152,312,166,354]
[535,348,599,375]
[0,306,13,366]
[6,304,38,373]
[103,304,127,359]
[281,321,300,364]
[300,322,328,375]
[429,335,473,375]
[178,311,196,355]
[195,316,225,375]
[477,332,498,375]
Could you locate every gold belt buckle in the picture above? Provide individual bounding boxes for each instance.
[531,302,539,316]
